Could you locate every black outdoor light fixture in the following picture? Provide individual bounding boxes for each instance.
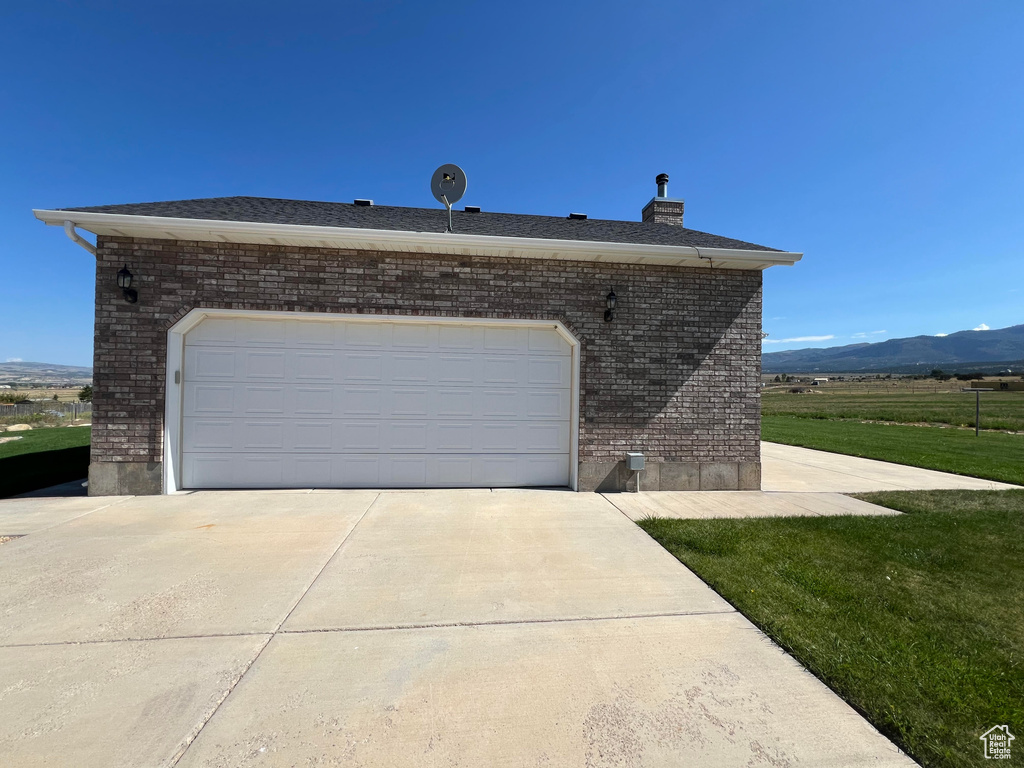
[116,264,138,303]
[604,289,617,322]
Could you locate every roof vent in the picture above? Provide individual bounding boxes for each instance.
[353,199,373,206]
[568,212,587,220]
[464,205,481,213]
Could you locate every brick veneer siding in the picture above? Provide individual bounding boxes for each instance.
[90,236,762,494]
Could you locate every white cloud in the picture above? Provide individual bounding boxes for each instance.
[763,334,835,345]
[851,330,887,339]
[973,323,990,331]
[5,357,22,362]
[935,333,948,337]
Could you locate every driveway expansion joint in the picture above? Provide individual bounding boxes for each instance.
[277,608,739,635]
[168,491,382,767]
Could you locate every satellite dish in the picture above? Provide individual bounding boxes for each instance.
[431,164,467,232]
[431,164,467,206]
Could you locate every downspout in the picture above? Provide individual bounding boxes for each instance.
[63,220,96,256]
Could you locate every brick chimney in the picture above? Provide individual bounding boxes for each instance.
[641,173,684,226]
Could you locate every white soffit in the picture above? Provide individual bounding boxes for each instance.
[33,209,803,271]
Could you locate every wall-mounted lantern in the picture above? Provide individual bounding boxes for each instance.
[604,289,617,322]
[116,264,138,304]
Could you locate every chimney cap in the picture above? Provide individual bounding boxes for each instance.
[656,173,669,185]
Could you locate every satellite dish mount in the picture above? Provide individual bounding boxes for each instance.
[431,164,467,232]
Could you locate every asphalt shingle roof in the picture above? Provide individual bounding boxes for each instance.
[61,196,781,252]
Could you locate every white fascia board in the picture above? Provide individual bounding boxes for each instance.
[33,209,802,270]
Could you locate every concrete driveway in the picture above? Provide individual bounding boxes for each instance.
[762,441,1019,492]
[0,488,914,767]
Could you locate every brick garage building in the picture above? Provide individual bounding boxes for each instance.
[35,175,800,495]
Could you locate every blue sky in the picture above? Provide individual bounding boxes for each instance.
[2,1,1022,367]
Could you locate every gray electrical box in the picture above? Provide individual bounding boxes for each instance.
[625,452,645,471]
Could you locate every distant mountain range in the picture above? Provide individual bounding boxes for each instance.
[763,324,1024,374]
[0,361,93,386]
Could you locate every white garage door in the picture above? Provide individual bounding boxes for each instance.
[180,316,573,489]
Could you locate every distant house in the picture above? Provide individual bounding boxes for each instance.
[970,380,1024,392]
[811,377,829,386]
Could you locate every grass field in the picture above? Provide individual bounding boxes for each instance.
[0,426,91,459]
[762,390,1024,432]
[0,426,91,497]
[762,415,1024,485]
[639,489,1024,768]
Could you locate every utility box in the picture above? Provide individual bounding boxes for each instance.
[625,452,645,472]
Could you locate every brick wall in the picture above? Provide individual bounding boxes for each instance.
[92,236,762,492]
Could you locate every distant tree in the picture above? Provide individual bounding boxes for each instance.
[773,375,781,382]
[930,369,944,378]
[78,385,93,402]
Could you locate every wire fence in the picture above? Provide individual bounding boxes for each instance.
[0,400,92,425]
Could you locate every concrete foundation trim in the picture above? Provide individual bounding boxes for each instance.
[578,461,761,492]
[89,462,162,496]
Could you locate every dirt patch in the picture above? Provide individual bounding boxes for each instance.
[0,535,23,545]
[0,436,24,445]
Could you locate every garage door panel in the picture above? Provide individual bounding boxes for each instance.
[386,421,429,450]
[242,386,285,414]
[290,320,336,348]
[294,456,333,485]
[183,452,571,489]
[182,318,573,489]
[293,421,333,450]
[295,387,334,415]
[239,319,288,347]
[434,388,475,418]
[436,456,474,485]
[344,323,385,348]
[342,353,383,382]
[528,357,571,386]
[526,390,570,419]
[392,323,434,349]
[186,384,235,414]
[186,317,237,345]
[240,421,285,449]
[436,422,474,451]
[340,422,381,450]
[437,355,477,384]
[483,357,519,384]
[337,456,381,485]
[341,387,383,416]
[391,354,431,383]
[187,384,568,420]
[245,351,287,379]
[482,326,521,352]
[437,325,475,351]
[479,389,519,418]
[183,417,571,454]
[528,327,571,354]
[185,419,235,450]
[295,352,335,381]
[187,348,236,379]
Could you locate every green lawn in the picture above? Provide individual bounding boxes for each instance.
[0,426,91,497]
[762,415,1024,486]
[639,489,1024,768]
[0,425,91,459]
[762,390,1024,432]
